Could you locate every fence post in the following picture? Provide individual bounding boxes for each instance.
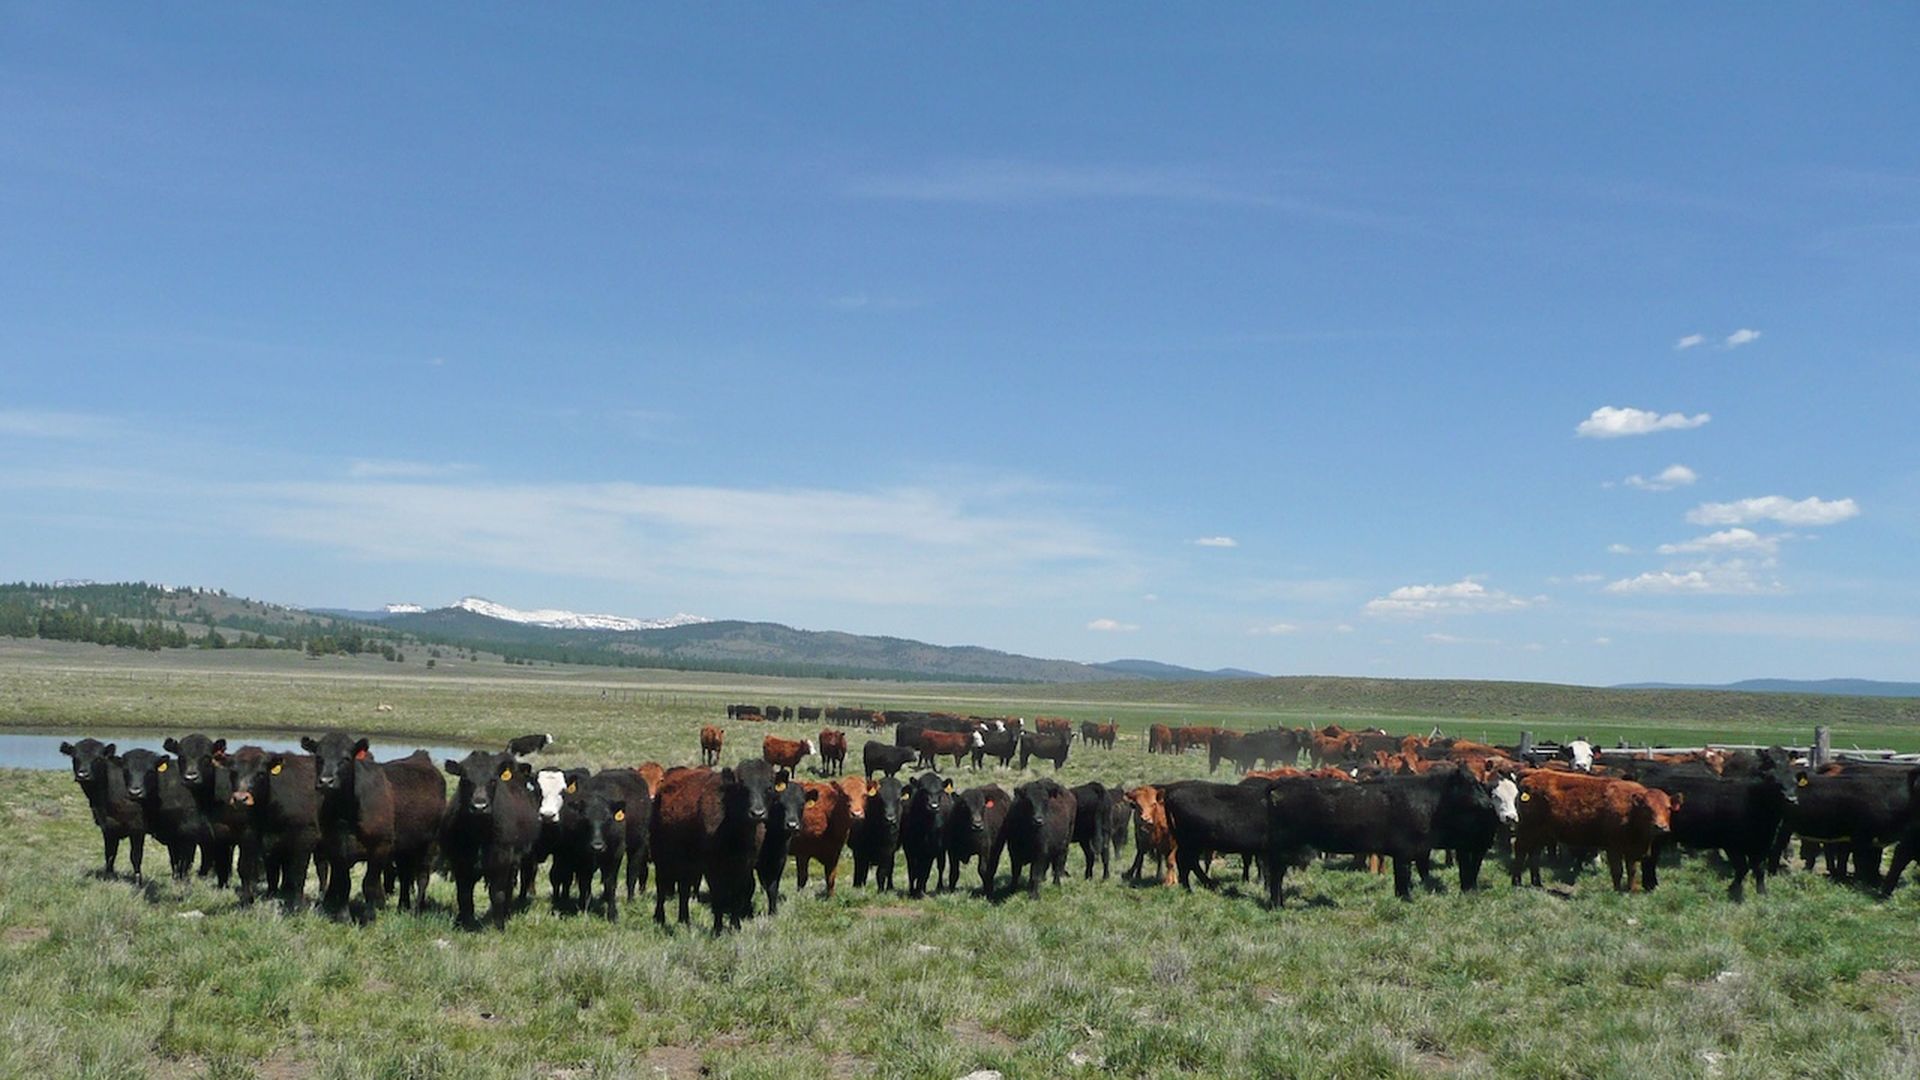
[1812,726,1831,768]
[1517,730,1534,759]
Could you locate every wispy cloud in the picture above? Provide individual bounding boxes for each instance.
[1193,536,1238,548]
[1248,622,1299,636]
[1657,528,1783,556]
[1724,328,1762,349]
[1687,495,1859,527]
[1621,464,1698,491]
[347,459,474,480]
[1607,543,1635,555]
[0,409,113,439]
[1364,577,1542,618]
[1604,558,1782,595]
[1576,406,1711,439]
[1675,333,1707,350]
[1086,617,1139,632]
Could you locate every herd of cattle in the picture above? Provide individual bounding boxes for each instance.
[50,713,1920,935]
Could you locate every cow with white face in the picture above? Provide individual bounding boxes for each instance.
[1568,740,1595,772]
[523,766,590,908]
[1490,774,1521,826]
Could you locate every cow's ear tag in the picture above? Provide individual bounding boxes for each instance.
[867,783,879,797]
[354,749,371,761]
[985,798,995,808]
[1518,791,1530,801]
[500,768,513,781]
[157,761,168,773]
[614,809,626,822]
[567,782,577,794]
[774,781,787,793]
[1798,776,1810,787]
[270,763,283,775]
[943,780,953,793]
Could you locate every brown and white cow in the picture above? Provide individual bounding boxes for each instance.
[762,735,815,771]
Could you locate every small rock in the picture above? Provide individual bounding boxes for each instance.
[913,943,939,954]
[176,910,205,920]
[957,1072,1003,1080]
[1714,970,1741,984]
[433,938,452,950]
[1626,917,1639,927]
[1700,1050,1725,1076]
[1067,1050,1093,1067]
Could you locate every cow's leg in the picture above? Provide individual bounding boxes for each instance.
[102,833,119,877]
[1392,856,1415,899]
[1267,861,1287,908]
[1859,844,1886,888]
[1727,851,1749,902]
[1457,848,1483,891]
[600,856,619,922]
[1883,842,1916,898]
[127,834,145,883]
[794,854,811,891]
[454,868,477,927]
[652,874,669,924]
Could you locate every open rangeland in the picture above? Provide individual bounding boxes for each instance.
[4,641,1920,1078]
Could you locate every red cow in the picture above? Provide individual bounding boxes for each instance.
[1122,785,1178,886]
[791,776,868,897]
[818,730,848,775]
[916,730,971,769]
[763,735,815,771]
[1147,724,1175,755]
[699,726,724,767]
[1512,771,1679,892]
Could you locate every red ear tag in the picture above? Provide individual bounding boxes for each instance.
[354,749,371,761]
[985,799,994,808]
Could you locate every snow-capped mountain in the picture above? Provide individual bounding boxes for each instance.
[383,603,426,614]
[451,596,709,632]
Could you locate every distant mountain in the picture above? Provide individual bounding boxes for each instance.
[1095,658,1268,681]
[1613,678,1920,699]
[316,597,704,631]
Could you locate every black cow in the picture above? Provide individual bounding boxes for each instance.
[303,733,447,920]
[1776,765,1912,885]
[944,783,1010,892]
[1162,779,1272,890]
[993,779,1075,899]
[970,728,1017,769]
[1620,752,1797,900]
[753,767,807,916]
[1262,767,1498,905]
[1229,729,1303,771]
[162,734,244,886]
[797,706,822,723]
[60,739,147,880]
[228,746,324,906]
[863,741,918,778]
[1878,770,1920,896]
[564,768,651,921]
[1018,733,1070,772]
[901,772,954,898]
[1103,787,1131,868]
[851,775,903,891]
[1070,782,1113,880]
[118,748,207,881]
[442,750,541,929]
[893,719,930,750]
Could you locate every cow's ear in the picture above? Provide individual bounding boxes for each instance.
[1795,770,1811,788]
[212,738,227,755]
[804,787,821,804]
[353,738,371,760]
[59,741,75,756]
[721,767,736,783]
[163,737,181,753]
[1670,792,1685,810]
[867,781,879,797]
[300,736,320,753]
[266,754,286,774]
[943,779,954,793]
[444,759,463,777]
[155,755,171,772]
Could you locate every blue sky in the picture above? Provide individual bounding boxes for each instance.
[3,6,1917,684]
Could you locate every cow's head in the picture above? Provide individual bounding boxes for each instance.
[1634,787,1680,835]
[576,779,629,855]
[302,732,369,793]
[1489,774,1520,825]
[728,760,776,824]
[767,768,806,835]
[535,767,591,823]
[445,750,527,817]
[836,776,869,821]
[955,785,1003,833]
[226,746,273,807]
[119,748,169,801]
[163,734,228,791]
[864,775,902,827]
[1754,747,1799,806]
[906,771,952,824]
[1567,739,1595,772]
[1015,779,1062,830]
[60,738,115,784]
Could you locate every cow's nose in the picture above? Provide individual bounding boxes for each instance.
[184,770,200,783]
[472,798,490,811]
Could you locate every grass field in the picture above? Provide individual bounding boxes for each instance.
[4,641,1920,1078]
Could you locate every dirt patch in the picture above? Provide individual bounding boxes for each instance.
[440,1005,507,1028]
[1863,970,1920,988]
[946,1017,1018,1053]
[824,1050,872,1077]
[2,926,50,946]
[255,1047,315,1080]
[642,1045,705,1078]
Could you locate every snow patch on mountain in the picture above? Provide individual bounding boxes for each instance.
[384,603,426,614]
[452,596,709,632]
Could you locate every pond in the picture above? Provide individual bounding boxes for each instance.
[0,731,476,772]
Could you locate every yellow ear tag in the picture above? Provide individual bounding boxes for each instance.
[1798,777,1810,787]
[566,782,577,793]
[944,781,953,793]
[1518,791,1530,801]
[775,781,787,793]
[270,763,282,775]
[500,769,513,781]
[867,783,879,797]
[157,761,168,773]
[614,809,626,822]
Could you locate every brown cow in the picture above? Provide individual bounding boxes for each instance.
[1308,725,1356,765]
[1034,716,1073,738]
[818,730,848,775]
[916,729,971,770]
[1147,724,1175,755]
[1090,722,1117,750]
[635,761,666,797]
[791,777,867,897]
[1122,785,1177,885]
[762,735,815,771]
[1512,771,1679,892]
[699,726,724,767]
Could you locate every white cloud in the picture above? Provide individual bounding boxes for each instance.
[1593,637,1612,646]
[1364,578,1542,618]
[0,409,112,439]
[1622,464,1698,491]
[1675,333,1707,350]
[347,459,473,479]
[1724,328,1762,348]
[1658,527,1783,556]
[1141,593,1159,602]
[1607,543,1635,555]
[1576,406,1711,439]
[1519,642,1546,653]
[1193,536,1238,548]
[1687,495,1859,527]
[1335,624,1355,634]
[1604,558,1782,595]
[1248,622,1299,636]
[1086,618,1139,632]
[1424,632,1501,646]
